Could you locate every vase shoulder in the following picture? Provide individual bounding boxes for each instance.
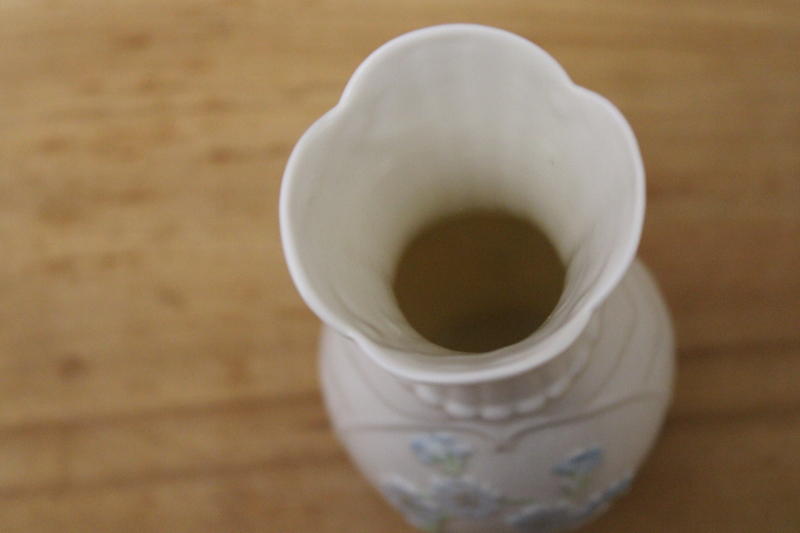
[321,259,673,427]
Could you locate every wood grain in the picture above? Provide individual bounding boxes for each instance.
[0,0,798,531]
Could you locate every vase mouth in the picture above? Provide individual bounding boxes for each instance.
[280,24,644,384]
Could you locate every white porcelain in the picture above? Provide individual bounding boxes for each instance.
[280,24,674,533]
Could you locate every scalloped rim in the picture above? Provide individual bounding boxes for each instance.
[280,24,644,385]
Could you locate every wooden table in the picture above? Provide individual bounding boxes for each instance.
[0,0,798,531]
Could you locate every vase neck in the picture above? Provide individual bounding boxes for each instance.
[404,313,599,420]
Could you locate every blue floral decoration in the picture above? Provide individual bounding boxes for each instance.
[552,446,604,495]
[381,435,630,533]
[552,446,604,477]
[381,476,443,530]
[506,472,634,532]
[411,433,472,475]
[430,477,500,518]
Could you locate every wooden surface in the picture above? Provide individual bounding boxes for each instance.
[0,0,798,531]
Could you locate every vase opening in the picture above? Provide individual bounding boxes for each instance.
[392,209,566,354]
[280,25,644,382]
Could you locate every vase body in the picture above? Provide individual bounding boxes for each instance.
[280,24,675,533]
[320,259,673,532]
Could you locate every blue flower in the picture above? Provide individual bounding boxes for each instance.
[552,446,604,495]
[506,472,635,532]
[411,433,472,475]
[431,477,500,518]
[552,446,604,478]
[381,476,443,529]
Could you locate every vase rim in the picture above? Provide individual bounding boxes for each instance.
[280,24,645,384]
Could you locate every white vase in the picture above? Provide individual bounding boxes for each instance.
[280,24,674,533]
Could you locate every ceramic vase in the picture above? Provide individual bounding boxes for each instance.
[280,24,674,533]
